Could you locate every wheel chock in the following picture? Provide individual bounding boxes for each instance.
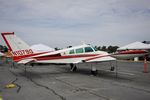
[0,95,3,100]
[5,83,16,89]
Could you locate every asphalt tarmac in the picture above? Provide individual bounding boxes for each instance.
[0,61,150,100]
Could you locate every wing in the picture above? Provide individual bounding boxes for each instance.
[72,54,116,64]
[85,56,116,62]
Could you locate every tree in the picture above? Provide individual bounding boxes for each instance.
[67,46,72,48]
[3,46,8,52]
[101,46,107,51]
[0,45,3,51]
[97,46,101,50]
[54,47,60,51]
[107,46,119,53]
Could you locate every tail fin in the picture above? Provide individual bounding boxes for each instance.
[1,32,34,56]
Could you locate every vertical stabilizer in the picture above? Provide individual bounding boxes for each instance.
[1,32,33,56]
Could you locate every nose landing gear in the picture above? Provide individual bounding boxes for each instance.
[91,65,98,76]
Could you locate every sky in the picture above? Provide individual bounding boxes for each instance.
[0,0,150,48]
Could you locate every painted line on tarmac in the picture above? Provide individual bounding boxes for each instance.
[118,72,135,76]
[101,69,135,76]
[118,60,150,63]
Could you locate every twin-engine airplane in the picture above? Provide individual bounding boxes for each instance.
[1,32,148,74]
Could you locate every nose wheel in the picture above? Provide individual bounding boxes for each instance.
[91,70,98,76]
[110,66,115,71]
[91,65,98,76]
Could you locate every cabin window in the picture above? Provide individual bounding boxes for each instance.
[76,48,84,53]
[69,49,75,54]
[85,47,94,52]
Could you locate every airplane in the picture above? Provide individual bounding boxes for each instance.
[1,32,148,75]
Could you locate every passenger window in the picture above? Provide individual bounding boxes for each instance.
[69,49,75,54]
[85,47,94,52]
[76,48,84,53]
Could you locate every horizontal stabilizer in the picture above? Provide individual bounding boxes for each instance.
[18,58,36,64]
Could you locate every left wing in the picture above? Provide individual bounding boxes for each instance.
[85,56,116,62]
[74,54,116,63]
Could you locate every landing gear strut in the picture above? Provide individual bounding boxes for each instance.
[109,61,115,71]
[70,64,77,72]
[91,65,98,76]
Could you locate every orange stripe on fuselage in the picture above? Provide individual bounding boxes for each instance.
[13,51,51,62]
[117,50,147,55]
[34,54,98,61]
[14,54,99,62]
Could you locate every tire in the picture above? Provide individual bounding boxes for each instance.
[91,70,98,76]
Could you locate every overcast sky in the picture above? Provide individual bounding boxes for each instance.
[0,0,150,48]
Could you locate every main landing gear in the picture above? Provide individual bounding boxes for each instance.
[70,63,98,75]
[70,64,77,72]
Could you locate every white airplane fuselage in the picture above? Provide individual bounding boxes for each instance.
[1,32,148,64]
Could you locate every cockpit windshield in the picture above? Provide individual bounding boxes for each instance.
[68,45,97,55]
[85,47,94,52]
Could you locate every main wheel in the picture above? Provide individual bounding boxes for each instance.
[91,70,98,76]
[110,66,115,71]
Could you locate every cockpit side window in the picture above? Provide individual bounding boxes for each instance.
[85,47,94,52]
[76,48,84,53]
[69,49,75,54]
